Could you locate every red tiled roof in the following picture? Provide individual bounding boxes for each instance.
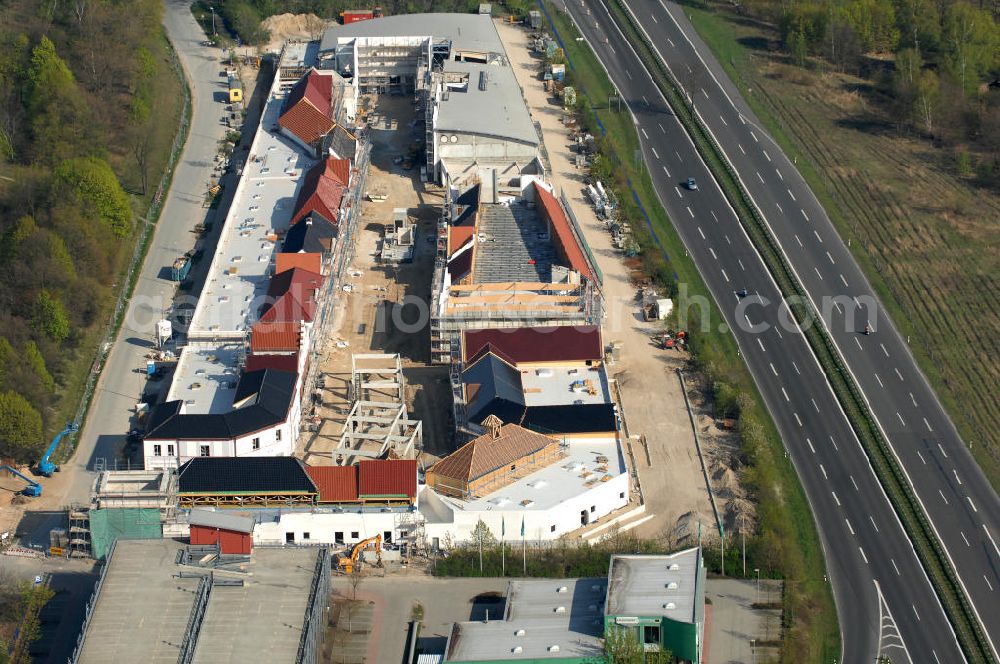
[259,268,324,324]
[462,325,603,364]
[306,465,358,502]
[290,158,348,226]
[533,183,595,282]
[250,321,301,353]
[278,70,336,146]
[324,157,351,187]
[244,354,299,373]
[358,459,417,499]
[276,252,323,275]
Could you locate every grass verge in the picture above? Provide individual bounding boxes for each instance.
[604,0,993,660]
[535,3,840,660]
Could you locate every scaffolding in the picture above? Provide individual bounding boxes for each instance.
[87,508,162,561]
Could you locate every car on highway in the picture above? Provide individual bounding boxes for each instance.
[686,177,698,190]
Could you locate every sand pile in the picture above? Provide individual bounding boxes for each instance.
[261,13,334,50]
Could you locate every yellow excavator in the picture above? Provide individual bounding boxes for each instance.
[337,534,382,574]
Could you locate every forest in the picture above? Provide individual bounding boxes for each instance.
[0,0,184,461]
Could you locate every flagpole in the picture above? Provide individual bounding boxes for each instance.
[521,515,526,575]
[501,517,506,577]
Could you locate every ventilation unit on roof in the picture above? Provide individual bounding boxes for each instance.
[511,646,523,654]
[667,582,678,589]
[664,602,676,610]
[515,629,526,636]
[557,586,568,593]
[669,563,681,570]
[554,606,566,613]
[548,645,560,653]
[479,71,488,91]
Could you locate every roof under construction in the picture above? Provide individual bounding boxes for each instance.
[428,422,557,487]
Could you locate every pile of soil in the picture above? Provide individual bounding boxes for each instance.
[261,13,333,51]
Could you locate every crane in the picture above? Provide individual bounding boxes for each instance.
[36,422,78,477]
[1,465,42,497]
[337,534,382,574]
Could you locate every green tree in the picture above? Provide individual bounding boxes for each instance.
[0,336,13,387]
[54,156,132,237]
[914,68,940,134]
[0,215,36,262]
[0,390,43,461]
[24,36,87,162]
[32,289,70,341]
[604,625,673,664]
[942,3,1000,93]
[24,341,54,391]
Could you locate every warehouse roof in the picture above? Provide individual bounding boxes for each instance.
[463,325,603,364]
[605,549,704,625]
[435,60,539,147]
[321,13,504,55]
[176,456,317,495]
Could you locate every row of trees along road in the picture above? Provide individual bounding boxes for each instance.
[0,0,182,462]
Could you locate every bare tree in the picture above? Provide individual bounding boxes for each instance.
[349,563,364,601]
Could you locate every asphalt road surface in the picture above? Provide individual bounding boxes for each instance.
[57,1,243,508]
[554,0,985,660]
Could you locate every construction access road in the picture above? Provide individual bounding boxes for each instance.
[551,0,990,660]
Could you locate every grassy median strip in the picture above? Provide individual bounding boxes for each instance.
[602,0,994,661]
[540,3,839,660]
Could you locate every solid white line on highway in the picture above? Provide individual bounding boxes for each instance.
[874,373,883,387]
[814,267,823,280]
[961,531,970,547]
[794,412,803,427]
[891,558,901,576]
[938,489,949,505]
[757,338,766,352]
[845,517,853,534]
[776,169,783,181]
[811,398,820,413]
[870,516,879,533]
[725,235,732,245]
[985,576,994,592]
[829,435,839,451]
[912,605,921,621]
[769,362,778,376]
[662,165,671,178]
[917,451,926,464]
[691,209,698,221]
[763,149,771,162]
[642,95,650,106]
[807,438,816,453]
[880,343,889,357]
[750,130,758,142]
[667,37,675,47]
[896,412,905,426]
[738,259,745,271]
[756,171,765,183]
[794,234,803,247]
[651,13,657,22]
[651,147,660,159]
[721,268,730,282]
[813,230,823,243]
[859,547,868,564]
[710,210,718,222]
[641,127,649,138]
[854,337,862,350]
[839,274,849,287]
[658,123,666,133]
[937,442,947,458]
[832,491,840,506]
[781,387,790,402]
[720,115,728,126]
[924,417,933,432]
[628,69,634,80]
[850,475,859,491]
[909,392,917,406]
[792,361,801,374]
[894,367,904,381]
[819,464,828,479]
[787,188,796,201]
[826,251,834,264]
[953,469,961,485]
[675,187,683,198]
[776,202,783,213]
[709,247,717,260]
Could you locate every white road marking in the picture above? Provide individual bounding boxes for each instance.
[788,188,796,201]
[775,169,784,181]
[662,165,671,178]
[826,251,834,264]
[891,559,901,576]
[710,210,718,222]
[845,518,854,534]
[909,392,917,406]
[757,338,766,351]
[961,531,970,547]
[811,398,820,413]
[814,267,824,280]
[745,314,753,327]
[813,230,823,243]
[794,412,802,426]
[628,70,635,81]
[874,373,883,387]
[701,87,709,99]
[651,147,660,159]
[985,576,994,592]
[916,451,926,464]
[820,464,828,479]
[792,361,800,375]
[709,247,717,259]
[675,150,682,161]
[938,489,948,505]
[932,650,941,664]
[756,171,765,184]
[769,363,778,376]
[794,234,803,247]
[675,187,684,198]
[912,605,920,621]
[750,131,758,142]
[775,328,783,339]
[850,476,859,491]
[807,438,816,453]
[737,259,745,271]
[854,337,863,350]
[721,268,729,283]
[853,297,861,308]
[896,412,905,426]
[781,387,790,402]
[840,274,849,287]
[691,209,698,221]
[880,343,889,357]
[984,525,998,556]
[924,417,933,432]
[953,469,961,485]
[776,202,783,213]
[968,497,978,513]
[937,442,948,458]
[894,367,904,381]
[667,38,675,47]
[832,491,840,506]
[651,13,657,22]
[762,149,771,162]
[834,302,843,314]
[859,547,868,564]
[725,235,731,245]
[870,516,879,532]
[658,123,666,133]
[738,144,746,155]
[720,115,728,126]
[642,95,649,106]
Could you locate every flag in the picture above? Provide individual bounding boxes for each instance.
[520,516,525,538]
[502,517,506,538]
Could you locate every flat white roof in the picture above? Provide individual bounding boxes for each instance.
[437,439,625,514]
[606,549,703,624]
[520,365,612,407]
[166,342,244,414]
[188,85,318,338]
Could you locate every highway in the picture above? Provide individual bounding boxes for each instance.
[554,0,978,660]
[618,2,1000,658]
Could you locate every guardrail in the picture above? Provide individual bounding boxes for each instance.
[603,1,994,661]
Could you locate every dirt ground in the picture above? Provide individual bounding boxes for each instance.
[298,95,453,468]
[496,20,742,541]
